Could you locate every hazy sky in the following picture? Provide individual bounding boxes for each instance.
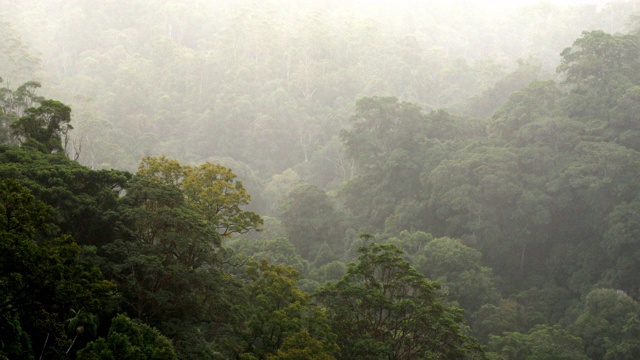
[453,0,608,4]
[443,0,611,8]
[375,0,613,8]
[345,0,614,13]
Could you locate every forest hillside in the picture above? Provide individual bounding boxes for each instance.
[2,1,640,359]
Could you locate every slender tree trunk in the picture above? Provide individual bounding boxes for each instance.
[520,242,526,280]
[39,332,49,360]
[66,333,79,354]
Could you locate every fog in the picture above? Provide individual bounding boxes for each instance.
[2,0,640,358]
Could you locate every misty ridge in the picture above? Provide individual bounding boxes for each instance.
[2,0,640,359]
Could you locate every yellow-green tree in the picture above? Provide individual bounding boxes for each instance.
[137,156,262,236]
[226,260,338,359]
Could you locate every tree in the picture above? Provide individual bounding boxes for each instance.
[11,99,73,154]
[0,80,43,145]
[490,80,561,138]
[77,314,176,360]
[136,156,262,236]
[571,288,640,359]
[105,156,265,357]
[340,97,427,229]
[488,325,588,360]
[279,183,344,261]
[465,60,544,119]
[558,31,640,90]
[0,178,115,359]
[608,85,640,151]
[603,315,640,360]
[557,31,640,120]
[414,235,499,313]
[315,243,485,360]
[0,144,131,248]
[426,145,551,283]
[64,309,99,355]
[224,260,338,359]
[105,175,221,330]
[603,199,640,297]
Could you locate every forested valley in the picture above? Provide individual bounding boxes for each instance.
[2,0,640,359]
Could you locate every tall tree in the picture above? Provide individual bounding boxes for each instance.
[0,178,115,359]
[571,288,640,360]
[10,99,73,154]
[557,30,640,121]
[224,260,338,359]
[0,80,43,145]
[315,242,485,360]
[136,156,262,236]
[77,314,176,360]
[279,183,344,261]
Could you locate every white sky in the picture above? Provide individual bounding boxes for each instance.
[426,0,609,4]
[344,0,616,12]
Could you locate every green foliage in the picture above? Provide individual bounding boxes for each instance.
[0,80,43,146]
[558,31,640,89]
[0,309,32,360]
[416,236,499,313]
[105,175,222,343]
[10,99,73,154]
[571,289,640,360]
[280,183,345,261]
[608,86,640,151]
[77,314,176,360]
[3,8,640,360]
[228,236,309,274]
[105,156,266,358]
[466,60,545,119]
[263,169,304,215]
[340,97,428,229]
[603,199,640,297]
[426,144,552,283]
[137,155,263,236]
[225,260,338,359]
[472,285,575,345]
[0,144,131,247]
[273,328,336,360]
[488,324,588,360]
[603,315,640,360]
[558,31,640,120]
[316,243,485,359]
[491,80,561,138]
[0,178,115,358]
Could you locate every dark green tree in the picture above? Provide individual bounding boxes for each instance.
[490,80,561,138]
[414,235,499,313]
[224,260,338,359]
[11,99,73,154]
[280,183,344,261]
[0,144,131,247]
[77,314,176,360]
[488,324,588,360]
[0,178,115,359]
[557,30,640,120]
[104,175,223,356]
[603,199,640,297]
[315,243,485,360]
[340,97,428,230]
[571,288,640,360]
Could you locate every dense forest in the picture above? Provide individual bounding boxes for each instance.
[2,0,640,359]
